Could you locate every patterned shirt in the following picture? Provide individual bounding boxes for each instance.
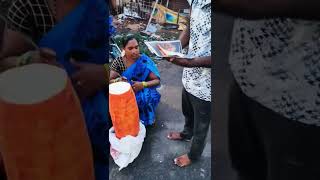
[182,0,211,102]
[110,56,127,74]
[6,0,55,43]
[229,18,320,126]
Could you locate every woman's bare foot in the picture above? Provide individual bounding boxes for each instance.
[174,154,192,167]
[167,132,191,141]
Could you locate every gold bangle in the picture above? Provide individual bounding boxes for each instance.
[142,81,147,88]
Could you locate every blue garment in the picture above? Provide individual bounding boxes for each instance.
[122,54,161,125]
[38,0,109,179]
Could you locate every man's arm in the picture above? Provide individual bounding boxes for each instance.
[216,0,320,20]
[167,56,211,68]
[187,56,211,68]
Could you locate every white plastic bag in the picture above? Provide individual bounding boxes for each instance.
[109,122,146,170]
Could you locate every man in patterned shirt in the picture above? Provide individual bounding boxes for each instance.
[217,1,320,179]
[165,0,211,167]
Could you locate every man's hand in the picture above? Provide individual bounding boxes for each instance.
[164,56,191,67]
[71,59,107,100]
[164,56,211,68]
[131,81,144,92]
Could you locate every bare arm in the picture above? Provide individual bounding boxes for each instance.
[145,72,160,87]
[0,56,20,72]
[0,29,59,73]
[216,0,320,20]
[131,71,160,92]
[187,56,211,68]
[0,29,35,72]
[165,55,211,68]
[109,69,121,82]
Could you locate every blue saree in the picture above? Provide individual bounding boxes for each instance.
[122,54,161,126]
[38,0,109,179]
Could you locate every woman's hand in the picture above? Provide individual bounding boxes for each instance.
[0,48,60,73]
[71,59,108,100]
[110,76,128,84]
[23,48,60,66]
[131,81,144,92]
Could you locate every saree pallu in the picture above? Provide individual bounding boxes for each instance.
[38,0,109,179]
[122,54,161,125]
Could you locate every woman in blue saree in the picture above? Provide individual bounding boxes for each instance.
[110,35,161,126]
[0,0,109,179]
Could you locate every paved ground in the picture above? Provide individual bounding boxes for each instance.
[109,61,211,180]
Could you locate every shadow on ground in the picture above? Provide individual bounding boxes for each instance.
[109,61,211,180]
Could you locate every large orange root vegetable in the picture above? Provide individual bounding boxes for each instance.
[0,64,94,180]
[109,81,139,139]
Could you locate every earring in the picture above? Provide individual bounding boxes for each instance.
[121,50,125,57]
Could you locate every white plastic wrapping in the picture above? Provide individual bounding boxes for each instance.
[109,122,146,170]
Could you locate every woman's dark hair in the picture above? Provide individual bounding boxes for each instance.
[122,34,138,48]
